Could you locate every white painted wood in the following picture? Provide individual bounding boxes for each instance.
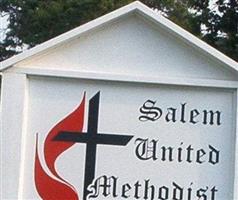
[0,1,238,75]
[0,1,142,71]
[24,76,237,199]
[0,73,28,199]
[0,2,237,199]
[136,3,238,74]
[7,67,238,89]
[8,14,237,82]
[233,89,238,200]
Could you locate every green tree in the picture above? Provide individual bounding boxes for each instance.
[0,0,237,62]
[208,0,238,60]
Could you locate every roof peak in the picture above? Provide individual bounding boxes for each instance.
[1,1,237,73]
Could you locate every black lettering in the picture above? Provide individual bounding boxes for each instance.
[88,175,118,198]
[203,110,221,125]
[190,109,200,124]
[196,187,208,200]
[187,183,193,200]
[122,183,131,198]
[161,146,173,162]
[180,103,186,123]
[134,181,142,199]
[177,143,183,162]
[158,186,169,200]
[196,149,206,164]
[165,108,177,122]
[173,182,183,200]
[211,186,218,200]
[144,179,155,200]
[139,100,162,122]
[209,145,220,165]
[186,145,194,163]
[135,138,158,160]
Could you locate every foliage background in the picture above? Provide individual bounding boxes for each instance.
[0,0,237,62]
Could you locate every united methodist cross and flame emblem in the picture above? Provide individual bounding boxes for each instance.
[34,92,134,200]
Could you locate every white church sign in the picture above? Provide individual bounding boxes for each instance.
[1,2,238,200]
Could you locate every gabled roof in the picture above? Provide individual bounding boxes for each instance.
[0,1,238,73]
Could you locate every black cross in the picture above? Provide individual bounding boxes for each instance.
[53,92,133,200]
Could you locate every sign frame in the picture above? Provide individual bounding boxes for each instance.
[1,68,238,199]
[1,1,238,199]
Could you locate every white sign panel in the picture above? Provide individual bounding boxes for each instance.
[19,76,236,200]
[1,3,238,200]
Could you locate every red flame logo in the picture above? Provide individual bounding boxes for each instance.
[34,93,86,200]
